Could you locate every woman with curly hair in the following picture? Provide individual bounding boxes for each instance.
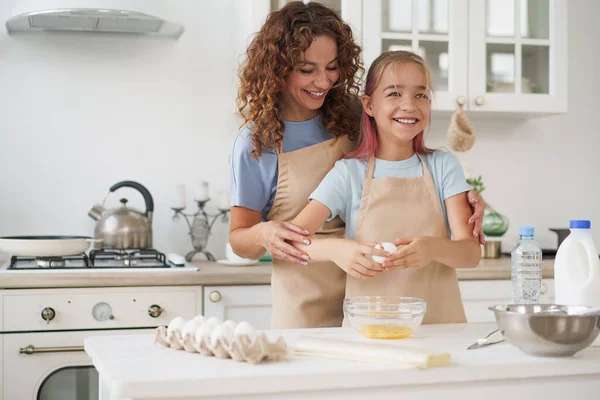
[228,2,484,329]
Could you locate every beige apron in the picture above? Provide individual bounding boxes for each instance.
[267,135,353,329]
[346,154,466,324]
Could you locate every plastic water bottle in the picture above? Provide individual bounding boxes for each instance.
[511,226,543,304]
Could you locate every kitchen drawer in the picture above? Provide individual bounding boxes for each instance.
[204,285,272,330]
[2,286,202,332]
[459,279,555,323]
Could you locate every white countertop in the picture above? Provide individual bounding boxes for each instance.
[85,322,600,400]
[0,257,555,289]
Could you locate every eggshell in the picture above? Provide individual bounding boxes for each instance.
[210,323,235,346]
[234,321,257,341]
[194,323,215,342]
[181,319,201,340]
[167,317,186,336]
[193,315,207,324]
[223,320,237,331]
[371,242,397,264]
[205,317,222,327]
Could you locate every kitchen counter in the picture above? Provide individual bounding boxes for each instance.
[85,322,600,400]
[0,257,554,289]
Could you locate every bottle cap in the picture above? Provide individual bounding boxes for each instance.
[570,220,591,229]
[519,226,534,236]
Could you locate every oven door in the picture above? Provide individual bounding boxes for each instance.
[2,328,153,400]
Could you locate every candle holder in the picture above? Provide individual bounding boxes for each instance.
[171,199,230,262]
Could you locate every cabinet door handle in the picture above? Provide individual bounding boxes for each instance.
[456,95,466,106]
[209,291,222,303]
[474,96,485,106]
[540,282,548,295]
[19,345,84,355]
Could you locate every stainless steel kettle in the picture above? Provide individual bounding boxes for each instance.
[88,181,154,249]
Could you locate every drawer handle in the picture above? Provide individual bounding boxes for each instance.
[19,345,84,355]
[209,291,222,303]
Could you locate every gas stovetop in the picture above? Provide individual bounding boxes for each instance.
[7,248,171,270]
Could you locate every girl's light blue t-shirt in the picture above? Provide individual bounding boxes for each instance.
[309,151,472,238]
[229,115,331,221]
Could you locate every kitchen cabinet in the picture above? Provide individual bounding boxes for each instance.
[203,285,272,329]
[268,0,567,114]
[0,295,3,400]
[459,279,555,322]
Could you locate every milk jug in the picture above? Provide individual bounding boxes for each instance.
[554,220,600,306]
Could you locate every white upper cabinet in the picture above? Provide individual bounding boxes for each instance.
[468,0,567,113]
[357,0,468,112]
[356,0,567,114]
[267,0,566,115]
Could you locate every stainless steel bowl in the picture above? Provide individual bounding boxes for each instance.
[489,304,600,357]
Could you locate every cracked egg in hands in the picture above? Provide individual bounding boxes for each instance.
[343,296,427,339]
[371,242,398,264]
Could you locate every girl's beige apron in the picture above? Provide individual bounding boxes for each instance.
[267,136,353,329]
[347,154,467,324]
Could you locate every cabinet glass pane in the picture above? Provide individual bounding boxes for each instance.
[383,0,412,32]
[417,0,449,34]
[522,45,549,93]
[39,366,99,400]
[271,0,341,13]
[382,39,413,53]
[520,0,549,39]
[486,43,516,93]
[420,41,449,91]
[487,0,515,37]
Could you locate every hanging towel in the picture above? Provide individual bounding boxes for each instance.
[447,103,475,152]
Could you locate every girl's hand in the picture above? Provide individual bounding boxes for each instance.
[329,239,389,279]
[467,189,486,244]
[382,236,437,270]
[257,221,311,265]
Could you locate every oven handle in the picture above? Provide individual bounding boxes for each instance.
[19,345,85,355]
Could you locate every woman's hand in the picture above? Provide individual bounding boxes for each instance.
[257,221,311,264]
[328,239,389,279]
[467,190,486,244]
[382,236,437,270]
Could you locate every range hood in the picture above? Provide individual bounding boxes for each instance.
[5,8,184,39]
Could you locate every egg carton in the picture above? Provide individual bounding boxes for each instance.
[154,326,288,364]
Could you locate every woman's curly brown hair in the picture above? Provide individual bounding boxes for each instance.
[237,1,363,160]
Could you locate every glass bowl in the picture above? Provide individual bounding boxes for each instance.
[343,296,427,339]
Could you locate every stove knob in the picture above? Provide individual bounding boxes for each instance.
[41,307,55,324]
[148,304,163,318]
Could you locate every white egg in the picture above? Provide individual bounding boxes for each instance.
[194,323,215,342]
[223,319,237,331]
[210,323,235,346]
[181,319,201,340]
[205,317,222,327]
[167,317,186,336]
[372,242,397,264]
[234,321,257,341]
[193,315,207,324]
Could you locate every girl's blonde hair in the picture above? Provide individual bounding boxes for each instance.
[237,1,363,160]
[346,51,434,160]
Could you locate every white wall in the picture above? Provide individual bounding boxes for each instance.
[0,0,598,261]
[0,0,253,260]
